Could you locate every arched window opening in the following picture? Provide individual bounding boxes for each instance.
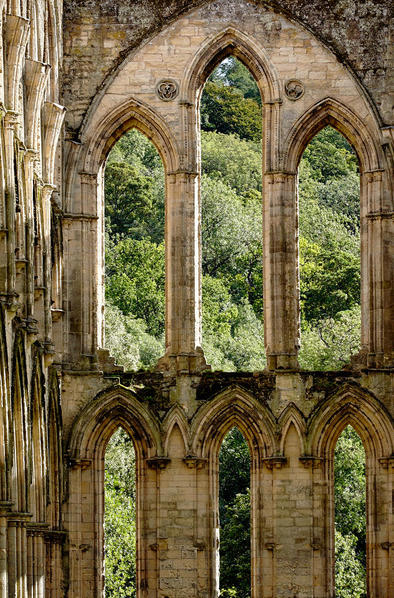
[297,126,361,369]
[104,427,137,598]
[334,425,366,597]
[200,56,265,371]
[104,129,165,370]
[218,427,251,597]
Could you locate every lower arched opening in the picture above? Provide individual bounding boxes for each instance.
[334,425,366,598]
[104,427,137,597]
[219,427,251,597]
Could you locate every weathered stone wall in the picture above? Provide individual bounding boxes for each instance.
[0,1,392,597]
[62,0,393,135]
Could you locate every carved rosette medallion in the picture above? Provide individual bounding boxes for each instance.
[285,79,305,100]
[156,79,179,101]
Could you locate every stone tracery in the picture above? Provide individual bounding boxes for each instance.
[0,1,392,596]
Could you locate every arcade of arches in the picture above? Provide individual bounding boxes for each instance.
[0,1,392,597]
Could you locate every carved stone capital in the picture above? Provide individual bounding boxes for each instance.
[68,457,92,470]
[193,539,206,551]
[146,457,171,470]
[0,501,14,516]
[378,455,394,469]
[183,456,208,470]
[79,171,97,185]
[3,110,19,129]
[26,522,50,537]
[44,529,67,545]
[299,455,324,469]
[262,456,287,470]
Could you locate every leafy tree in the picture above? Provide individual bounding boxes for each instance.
[220,301,266,371]
[106,129,165,244]
[201,175,261,278]
[201,81,261,142]
[104,429,136,598]
[108,128,163,174]
[334,530,366,598]
[201,131,262,195]
[219,490,251,598]
[301,126,358,182]
[211,57,261,105]
[202,275,238,339]
[105,301,163,370]
[299,306,361,371]
[105,238,165,337]
[219,429,251,598]
[299,156,360,323]
[335,426,366,563]
[105,161,155,239]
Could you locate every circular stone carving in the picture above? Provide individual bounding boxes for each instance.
[156,79,179,101]
[285,79,305,101]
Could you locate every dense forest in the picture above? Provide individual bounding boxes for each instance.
[103,58,366,597]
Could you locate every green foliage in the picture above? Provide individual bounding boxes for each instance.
[301,126,358,182]
[105,238,165,337]
[104,429,136,598]
[105,301,163,370]
[219,429,251,598]
[210,57,261,104]
[219,490,251,598]
[201,131,262,195]
[105,161,155,238]
[335,530,366,598]
[201,81,261,141]
[335,427,366,559]
[106,129,165,244]
[334,426,366,597]
[298,136,360,323]
[299,305,361,371]
[219,428,250,509]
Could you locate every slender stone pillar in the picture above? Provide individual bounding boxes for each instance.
[2,111,19,309]
[361,169,393,367]
[0,502,12,598]
[7,520,16,598]
[263,171,299,370]
[158,170,208,374]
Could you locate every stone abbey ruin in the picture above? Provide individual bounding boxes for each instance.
[0,0,393,596]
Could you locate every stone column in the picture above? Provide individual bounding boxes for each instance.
[372,456,393,598]
[158,170,207,374]
[22,150,39,327]
[361,169,393,367]
[0,502,12,598]
[63,171,99,367]
[2,111,19,309]
[263,171,299,370]
[44,531,65,598]
[41,184,56,353]
[7,515,30,598]
[26,526,47,598]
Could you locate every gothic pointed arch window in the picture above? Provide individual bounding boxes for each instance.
[103,127,165,370]
[104,426,137,597]
[334,425,366,597]
[218,426,251,597]
[297,125,361,369]
[199,54,266,371]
